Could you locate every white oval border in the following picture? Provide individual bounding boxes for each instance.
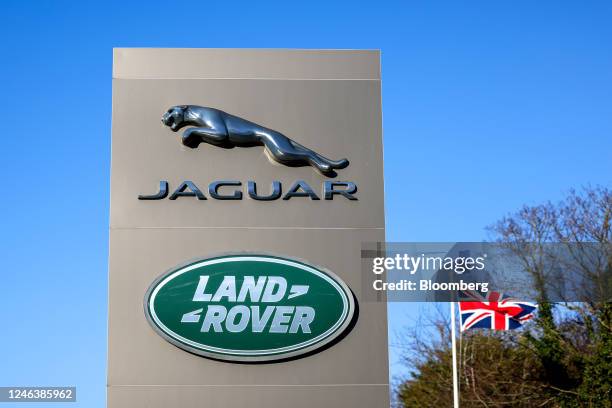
[144,254,356,362]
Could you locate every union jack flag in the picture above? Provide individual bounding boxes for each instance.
[458,291,536,331]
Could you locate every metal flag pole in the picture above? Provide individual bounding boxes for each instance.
[450,301,460,408]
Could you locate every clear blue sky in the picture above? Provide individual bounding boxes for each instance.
[1,1,611,407]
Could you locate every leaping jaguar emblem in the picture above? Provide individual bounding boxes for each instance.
[161,105,349,177]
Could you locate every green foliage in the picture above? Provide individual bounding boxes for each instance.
[397,187,612,407]
[399,332,548,407]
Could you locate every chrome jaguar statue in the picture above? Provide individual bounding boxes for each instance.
[162,105,349,176]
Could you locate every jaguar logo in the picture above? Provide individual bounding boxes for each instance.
[161,105,349,177]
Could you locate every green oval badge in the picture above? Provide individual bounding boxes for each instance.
[144,254,356,362]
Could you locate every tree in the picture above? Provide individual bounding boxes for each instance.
[397,186,612,407]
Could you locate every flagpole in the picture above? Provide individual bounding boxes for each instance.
[450,301,459,408]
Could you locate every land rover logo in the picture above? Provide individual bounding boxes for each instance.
[144,254,357,362]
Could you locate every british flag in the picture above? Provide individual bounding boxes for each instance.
[458,291,536,331]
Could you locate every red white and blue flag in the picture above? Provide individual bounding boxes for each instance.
[458,291,536,331]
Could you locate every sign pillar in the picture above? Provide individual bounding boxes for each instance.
[108,48,388,408]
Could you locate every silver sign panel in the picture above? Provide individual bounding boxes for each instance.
[108,48,388,408]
